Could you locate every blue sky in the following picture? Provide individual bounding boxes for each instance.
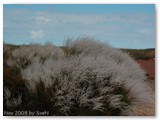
[3,4,155,49]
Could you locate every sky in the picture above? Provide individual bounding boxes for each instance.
[3,4,155,49]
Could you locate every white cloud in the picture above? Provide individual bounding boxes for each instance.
[138,28,151,35]
[35,16,51,24]
[30,29,44,38]
[4,9,155,48]
[32,12,151,26]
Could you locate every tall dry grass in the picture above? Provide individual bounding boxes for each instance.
[4,38,154,115]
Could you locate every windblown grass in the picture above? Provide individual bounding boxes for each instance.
[3,38,154,116]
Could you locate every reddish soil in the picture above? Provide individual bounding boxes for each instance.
[136,58,155,80]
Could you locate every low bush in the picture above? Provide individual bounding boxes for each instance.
[4,38,153,115]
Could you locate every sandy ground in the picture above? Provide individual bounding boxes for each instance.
[134,58,155,116]
[136,58,155,90]
[136,58,155,80]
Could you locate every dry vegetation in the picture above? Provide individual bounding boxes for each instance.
[3,38,155,116]
[121,48,155,60]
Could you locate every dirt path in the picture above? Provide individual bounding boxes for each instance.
[134,58,155,116]
[136,58,155,91]
[136,58,155,80]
